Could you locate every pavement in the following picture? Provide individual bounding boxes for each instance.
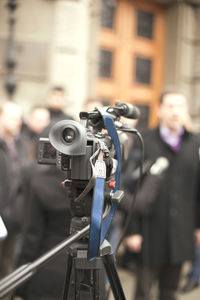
[109,263,200,300]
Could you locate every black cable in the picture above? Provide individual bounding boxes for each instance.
[116,129,144,253]
[105,128,144,300]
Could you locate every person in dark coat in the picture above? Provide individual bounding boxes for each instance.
[13,119,74,300]
[124,88,200,300]
[0,101,29,278]
[15,164,71,300]
[180,147,200,293]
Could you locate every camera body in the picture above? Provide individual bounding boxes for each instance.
[38,118,116,218]
[38,124,113,181]
[37,101,139,177]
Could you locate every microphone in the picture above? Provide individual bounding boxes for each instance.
[133,157,169,215]
[150,157,169,175]
[115,102,140,119]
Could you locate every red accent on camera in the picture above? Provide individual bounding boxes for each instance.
[109,180,116,189]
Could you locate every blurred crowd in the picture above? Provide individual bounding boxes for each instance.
[0,86,199,300]
[0,86,74,300]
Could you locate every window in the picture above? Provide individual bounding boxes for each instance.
[135,56,152,85]
[136,104,150,129]
[136,9,154,39]
[101,0,117,29]
[99,49,113,78]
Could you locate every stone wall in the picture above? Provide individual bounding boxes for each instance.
[163,1,200,130]
[0,0,55,115]
[0,0,199,128]
[0,0,100,119]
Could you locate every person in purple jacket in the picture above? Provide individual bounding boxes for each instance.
[124,87,200,300]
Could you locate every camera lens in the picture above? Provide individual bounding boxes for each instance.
[62,127,76,143]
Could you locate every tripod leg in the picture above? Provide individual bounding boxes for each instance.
[62,254,73,300]
[75,268,102,300]
[75,268,81,300]
[103,252,126,300]
[93,269,100,299]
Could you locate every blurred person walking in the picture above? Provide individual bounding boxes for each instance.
[124,88,200,300]
[0,101,29,278]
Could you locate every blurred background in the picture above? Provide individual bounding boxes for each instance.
[0,0,200,129]
[0,1,200,300]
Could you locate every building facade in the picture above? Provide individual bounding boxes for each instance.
[0,0,200,129]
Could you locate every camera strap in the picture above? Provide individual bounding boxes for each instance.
[88,114,121,260]
[88,151,106,260]
[100,114,121,241]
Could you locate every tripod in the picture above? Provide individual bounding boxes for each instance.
[0,172,127,299]
[61,174,126,300]
[61,216,126,300]
[0,219,126,300]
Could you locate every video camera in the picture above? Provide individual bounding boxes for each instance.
[38,101,139,178]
